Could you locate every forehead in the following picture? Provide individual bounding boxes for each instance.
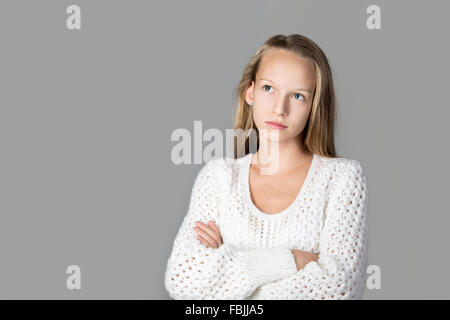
[257,48,316,90]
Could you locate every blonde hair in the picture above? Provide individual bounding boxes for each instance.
[232,34,337,159]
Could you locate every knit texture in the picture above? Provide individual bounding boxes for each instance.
[164,152,369,300]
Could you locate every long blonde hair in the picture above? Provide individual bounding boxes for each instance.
[232,34,337,159]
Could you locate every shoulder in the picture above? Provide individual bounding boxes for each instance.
[200,156,235,175]
[196,155,244,183]
[319,155,365,177]
[317,155,367,192]
[197,154,249,193]
[203,154,249,172]
[193,158,224,186]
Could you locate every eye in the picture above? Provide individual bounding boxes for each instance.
[293,93,305,101]
[263,85,274,93]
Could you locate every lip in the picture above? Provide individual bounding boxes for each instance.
[265,121,288,129]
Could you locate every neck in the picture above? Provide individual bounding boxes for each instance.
[253,138,312,174]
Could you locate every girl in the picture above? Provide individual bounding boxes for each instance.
[164,34,369,300]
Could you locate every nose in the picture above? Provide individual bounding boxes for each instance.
[273,98,289,116]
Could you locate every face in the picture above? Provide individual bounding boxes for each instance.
[245,48,316,143]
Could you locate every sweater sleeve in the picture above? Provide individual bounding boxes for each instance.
[164,159,298,300]
[249,159,369,300]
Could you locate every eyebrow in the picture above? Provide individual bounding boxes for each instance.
[258,78,313,93]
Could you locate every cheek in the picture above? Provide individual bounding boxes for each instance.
[288,106,311,131]
[254,90,275,107]
[251,106,265,127]
[251,102,271,124]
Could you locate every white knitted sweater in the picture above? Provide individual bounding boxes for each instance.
[164,152,369,300]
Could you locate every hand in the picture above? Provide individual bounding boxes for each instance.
[291,249,319,271]
[193,220,223,249]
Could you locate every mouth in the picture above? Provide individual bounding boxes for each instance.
[265,121,288,129]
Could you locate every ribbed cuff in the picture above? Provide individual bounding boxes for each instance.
[245,247,298,287]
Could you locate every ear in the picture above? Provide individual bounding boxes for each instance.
[245,81,255,105]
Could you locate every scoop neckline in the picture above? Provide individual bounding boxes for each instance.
[244,152,317,219]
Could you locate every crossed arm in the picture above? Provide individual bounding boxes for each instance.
[193,220,319,272]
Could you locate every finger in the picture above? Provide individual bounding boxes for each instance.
[196,222,221,245]
[194,221,222,247]
[194,227,220,248]
[195,226,218,248]
[197,234,210,248]
[207,220,220,233]
[194,229,209,247]
[197,232,216,248]
[208,221,223,244]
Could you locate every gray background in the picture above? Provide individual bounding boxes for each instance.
[0,0,448,299]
